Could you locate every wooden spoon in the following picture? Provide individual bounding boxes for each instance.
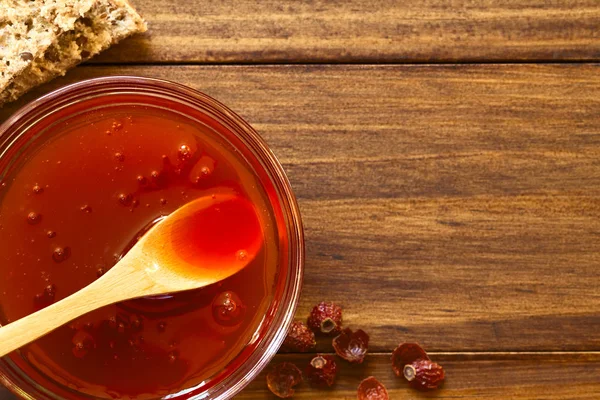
[0,191,263,357]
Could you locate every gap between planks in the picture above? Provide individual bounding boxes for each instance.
[280,352,600,361]
[85,60,600,67]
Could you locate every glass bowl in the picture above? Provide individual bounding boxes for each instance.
[0,77,304,399]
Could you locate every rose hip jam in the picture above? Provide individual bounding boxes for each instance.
[0,78,304,399]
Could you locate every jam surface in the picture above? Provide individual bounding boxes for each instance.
[0,104,278,399]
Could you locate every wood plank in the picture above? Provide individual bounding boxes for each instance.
[1,65,599,352]
[92,0,600,63]
[237,353,600,399]
[1,353,597,399]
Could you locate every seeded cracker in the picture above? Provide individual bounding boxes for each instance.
[0,0,146,106]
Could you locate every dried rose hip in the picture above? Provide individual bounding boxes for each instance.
[332,328,369,363]
[307,301,342,335]
[281,321,316,352]
[392,342,445,391]
[306,355,338,387]
[403,359,445,391]
[357,376,389,400]
[266,362,303,398]
[391,342,430,377]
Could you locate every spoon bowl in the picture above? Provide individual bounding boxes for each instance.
[122,190,263,293]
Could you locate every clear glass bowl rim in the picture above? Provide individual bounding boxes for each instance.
[0,76,305,400]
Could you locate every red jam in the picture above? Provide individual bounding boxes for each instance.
[0,104,279,398]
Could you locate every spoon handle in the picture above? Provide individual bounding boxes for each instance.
[0,259,146,358]
[0,286,102,357]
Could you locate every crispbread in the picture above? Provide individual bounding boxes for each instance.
[0,0,146,106]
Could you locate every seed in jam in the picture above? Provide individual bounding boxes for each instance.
[32,184,44,194]
[118,193,133,206]
[137,175,147,185]
[72,330,95,359]
[168,351,178,363]
[178,144,192,161]
[200,166,211,176]
[52,247,71,263]
[150,169,168,187]
[33,293,43,304]
[114,152,125,162]
[80,204,92,213]
[34,283,57,308]
[130,315,143,331]
[27,212,41,225]
[72,341,87,358]
[46,230,56,238]
[96,267,105,278]
[157,321,167,333]
[160,198,167,205]
[107,316,118,330]
[44,284,56,299]
[237,250,248,262]
[212,291,246,326]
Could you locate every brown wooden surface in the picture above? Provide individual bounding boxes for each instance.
[1,64,599,398]
[2,0,600,398]
[92,0,600,63]
[237,353,600,399]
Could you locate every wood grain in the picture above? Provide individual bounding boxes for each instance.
[1,65,599,354]
[236,353,600,399]
[92,0,600,63]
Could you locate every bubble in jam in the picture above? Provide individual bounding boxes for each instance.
[80,204,92,213]
[212,291,246,326]
[52,247,71,263]
[27,212,41,225]
[32,184,44,194]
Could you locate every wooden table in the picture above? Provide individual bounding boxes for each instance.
[1,1,599,398]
